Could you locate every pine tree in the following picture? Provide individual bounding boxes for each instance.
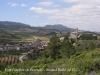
[60,35,75,58]
[46,35,61,60]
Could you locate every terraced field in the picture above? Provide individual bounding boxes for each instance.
[0,55,19,65]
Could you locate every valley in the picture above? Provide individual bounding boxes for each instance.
[0,21,100,75]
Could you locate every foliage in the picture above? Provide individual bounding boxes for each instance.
[75,40,100,52]
[60,35,76,58]
[0,50,28,55]
[46,35,61,60]
[0,63,6,71]
[79,34,97,40]
[28,50,39,60]
[89,42,96,50]
[67,49,100,75]
[0,71,24,75]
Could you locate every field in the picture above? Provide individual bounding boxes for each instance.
[98,35,100,39]
[0,55,19,66]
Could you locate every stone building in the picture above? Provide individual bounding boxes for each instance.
[69,28,78,40]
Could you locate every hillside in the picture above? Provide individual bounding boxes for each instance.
[0,35,100,75]
[0,21,31,30]
[0,21,75,31]
[0,21,67,43]
[0,29,100,75]
[43,24,75,31]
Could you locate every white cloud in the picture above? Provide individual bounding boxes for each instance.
[29,7,59,14]
[32,16,39,18]
[37,1,54,6]
[29,2,100,31]
[11,3,17,6]
[60,0,100,4]
[46,4,100,31]
[8,2,17,6]
[8,2,12,4]
[52,4,60,7]
[21,4,27,7]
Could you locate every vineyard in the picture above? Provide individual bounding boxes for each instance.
[0,55,20,65]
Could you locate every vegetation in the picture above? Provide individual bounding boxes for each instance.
[0,21,100,75]
[44,35,61,60]
[61,35,76,58]
[0,55,19,71]
[79,34,97,40]
[0,50,28,55]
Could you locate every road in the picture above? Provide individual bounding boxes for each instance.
[19,53,28,62]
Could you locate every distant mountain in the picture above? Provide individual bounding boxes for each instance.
[0,21,75,32]
[0,21,31,29]
[43,24,75,31]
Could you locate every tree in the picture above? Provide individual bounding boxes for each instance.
[79,34,97,40]
[89,42,96,50]
[28,50,39,60]
[60,35,76,58]
[46,35,61,60]
[0,63,6,71]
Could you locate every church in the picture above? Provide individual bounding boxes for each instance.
[69,28,78,40]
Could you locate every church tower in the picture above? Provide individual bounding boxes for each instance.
[76,28,78,40]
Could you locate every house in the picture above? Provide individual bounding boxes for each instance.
[60,37,64,42]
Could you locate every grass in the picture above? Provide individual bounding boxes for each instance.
[98,36,100,39]
[33,36,49,41]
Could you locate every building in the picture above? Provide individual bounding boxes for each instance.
[69,28,78,40]
[60,37,64,42]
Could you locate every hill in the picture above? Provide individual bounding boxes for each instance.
[0,21,75,31]
[0,21,31,30]
[0,21,67,43]
[43,24,75,31]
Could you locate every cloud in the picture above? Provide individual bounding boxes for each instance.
[29,7,59,14]
[25,14,28,17]
[46,4,100,31]
[32,16,39,18]
[60,0,100,4]
[21,4,27,7]
[8,2,17,6]
[37,1,54,6]
[52,4,60,7]
[30,2,100,31]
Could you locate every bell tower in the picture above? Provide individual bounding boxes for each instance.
[76,28,78,40]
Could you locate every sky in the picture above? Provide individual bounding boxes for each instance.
[0,0,100,32]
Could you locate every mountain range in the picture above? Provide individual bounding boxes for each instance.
[0,21,100,33]
[0,21,31,30]
[43,24,75,31]
[0,21,75,31]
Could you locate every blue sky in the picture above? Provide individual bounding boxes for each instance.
[0,0,100,32]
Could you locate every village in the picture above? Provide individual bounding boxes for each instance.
[0,28,97,53]
[0,41,48,53]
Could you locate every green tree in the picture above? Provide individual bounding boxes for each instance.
[46,35,61,60]
[60,35,76,58]
[0,63,6,71]
[89,42,96,50]
[80,34,97,40]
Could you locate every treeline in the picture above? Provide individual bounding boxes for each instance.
[43,35,76,60]
[79,34,97,40]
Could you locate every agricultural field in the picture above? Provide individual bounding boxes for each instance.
[0,55,19,65]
